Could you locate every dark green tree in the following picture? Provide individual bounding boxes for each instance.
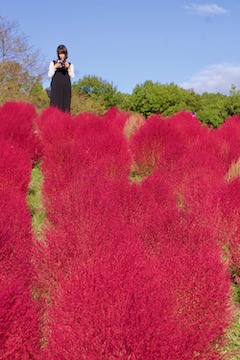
[74,75,118,109]
[130,80,201,117]
[226,84,240,116]
[197,92,229,127]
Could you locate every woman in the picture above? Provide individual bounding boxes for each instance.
[48,45,75,112]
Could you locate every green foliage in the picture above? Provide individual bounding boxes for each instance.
[29,84,49,112]
[71,86,107,115]
[27,162,47,238]
[222,308,240,359]
[226,84,240,116]
[74,75,118,109]
[130,80,202,117]
[197,92,229,128]
[232,283,240,304]
[114,91,132,111]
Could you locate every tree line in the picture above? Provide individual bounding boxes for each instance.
[1,15,240,128]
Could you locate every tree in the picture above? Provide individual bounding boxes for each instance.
[130,80,201,118]
[197,92,229,127]
[74,75,118,109]
[114,91,132,111]
[0,16,46,103]
[226,84,240,117]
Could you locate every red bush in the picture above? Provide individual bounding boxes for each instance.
[42,213,231,359]
[0,138,32,195]
[130,111,211,178]
[213,115,240,166]
[0,101,42,162]
[37,109,232,359]
[38,110,132,212]
[39,162,231,359]
[214,178,240,275]
[0,281,40,359]
[130,114,174,176]
[0,189,41,358]
[103,107,130,132]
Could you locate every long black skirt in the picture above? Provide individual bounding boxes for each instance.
[50,68,71,112]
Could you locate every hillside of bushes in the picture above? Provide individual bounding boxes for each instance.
[0,101,240,359]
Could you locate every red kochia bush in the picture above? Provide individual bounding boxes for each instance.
[0,138,32,195]
[130,114,174,176]
[42,212,231,359]
[0,281,40,359]
[130,111,208,178]
[73,111,132,178]
[0,101,42,162]
[0,189,34,276]
[0,189,40,358]
[214,178,240,275]
[213,115,240,166]
[166,110,207,135]
[37,106,74,148]
[38,109,232,358]
[40,163,231,358]
[103,107,130,132]
[38,110,132,210]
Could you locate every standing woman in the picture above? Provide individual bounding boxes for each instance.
[48,45,75,112]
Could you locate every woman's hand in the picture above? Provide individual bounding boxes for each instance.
[64,61,70,69]
[54,61,62,69]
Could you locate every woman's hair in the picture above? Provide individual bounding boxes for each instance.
[57,45,68,59]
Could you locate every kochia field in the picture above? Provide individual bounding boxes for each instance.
[0,102,239,359]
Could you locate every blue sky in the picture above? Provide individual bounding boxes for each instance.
[2,1,240,94]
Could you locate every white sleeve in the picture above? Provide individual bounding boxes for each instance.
[68,63,75,78]
[48,61,56,78]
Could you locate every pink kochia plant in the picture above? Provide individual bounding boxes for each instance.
[0,101,235,358]
[0,189,40,358]
[39,143,232,359]
[0,138,32,195]
[37,108,132,213]
[103,106,131,132]
[214,114,240,166]
[0,101,41,358]
[214,178,240,278]
[0,101,42,162]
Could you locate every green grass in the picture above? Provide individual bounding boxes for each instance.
[222,305,240,359]
[27,162,47,239]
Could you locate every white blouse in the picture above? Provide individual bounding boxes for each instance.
[48,61,75,79]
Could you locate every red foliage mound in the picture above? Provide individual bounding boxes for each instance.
[42,208,231,359]
[103,106,130,132]
[214,178,240,276]
[0,101,42,162]
[37,109,132,211]
[130,114,174,176]
[35,108,232,359]
[0,189,40,358]
[130,111,211,177]
[214,115,240,165]
[0,138,32,195]
[39,165,231,359]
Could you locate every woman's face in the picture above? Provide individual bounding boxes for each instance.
[59,52,66,60]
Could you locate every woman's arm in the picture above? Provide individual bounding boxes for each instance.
[68,63,75,78]
[48,61,56,78]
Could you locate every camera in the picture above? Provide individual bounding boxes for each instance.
[59,60,65,68]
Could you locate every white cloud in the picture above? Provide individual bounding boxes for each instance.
[179,64,240,94]
[184,3,228,16]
